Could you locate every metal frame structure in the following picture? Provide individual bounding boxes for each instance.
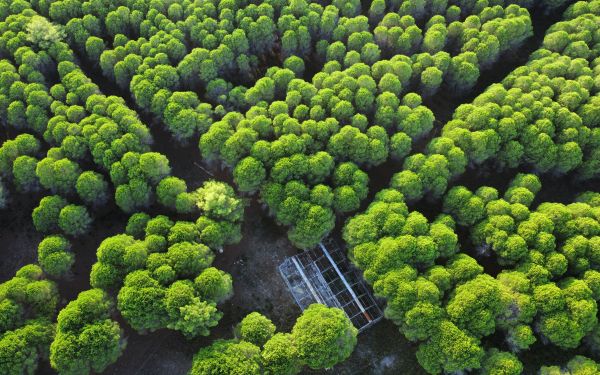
[279,238,383,332]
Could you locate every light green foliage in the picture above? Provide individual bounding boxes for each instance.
[32,195,67,233]
[446,274,505,337]
[92,213,233,339]
[540,356,600,375]
[27,16,65,49]
[50,289,124,375]
[533,280,597,349]
[157,177,187,209]
[261,333,302,375]
[125,213,151,239]
[237,312,276,347]
[36,157,81,195]
[190,340,262,375]
[76,171,109,207]
[233,157,266,192]
[1,1,597,374]
[0,134,40,177]
[0,265,58,375]
[190,305,355,374]
[12,155,39,192]
[194,180,243,222]
[194,267,233,304]
[38,235,74,278]
[416,320,484,374]
[291,304,357,370]
[58,204,92,237]
[118,271,222,338]
[481,349,523,375]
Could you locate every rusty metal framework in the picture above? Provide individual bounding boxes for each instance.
[279,238,383,332]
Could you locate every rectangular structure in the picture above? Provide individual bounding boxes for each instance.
[279,238,383,332]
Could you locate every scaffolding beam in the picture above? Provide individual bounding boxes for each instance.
[291,257,324,305]
[319,243,370,321]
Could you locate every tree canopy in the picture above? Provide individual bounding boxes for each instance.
[190,305,357,374]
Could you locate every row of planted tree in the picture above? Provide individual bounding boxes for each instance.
[0,1,244,373]
[19,0,574,250]
[342,0,600,374]
[0,1,363,374]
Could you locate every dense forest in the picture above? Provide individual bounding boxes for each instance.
[1,0,600,374]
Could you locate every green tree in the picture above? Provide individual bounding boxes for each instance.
[291,304,357,370]
[481,349,523,375]
[237,312,276,347]
[38,235,74,278]
[36,158,81,195]
[85,36,105,62]
[261,333,302,375]
[416,320,484,374]
[116,270,167,333]
[288,205,335,249]
[115,179,151,213]
[27,16,65,50]
[32,195,67,233]
[540,356,600,375]
[59,205,92,237]
[194,181,244,222]
[12,155,39,192]
[50,289,124,375]
[76,171,109,207]
[233,157,266,193]
[190,340,261,375]
[157,177,188,209]
[533,280,597,349]
[194,267,233,304]
[125,213,151,239]
[166,241,214,279]
[0,265,57,375]
[90,234,142,290]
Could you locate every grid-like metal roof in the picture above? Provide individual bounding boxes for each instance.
[279,238,383,332]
